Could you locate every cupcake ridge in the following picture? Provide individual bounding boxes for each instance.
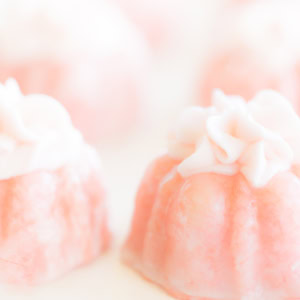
[0,78,110,285]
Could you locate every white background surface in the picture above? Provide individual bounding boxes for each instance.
[0,0,223,299]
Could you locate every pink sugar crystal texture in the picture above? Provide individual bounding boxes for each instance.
[0,148,110,285]
[123,155,300,299]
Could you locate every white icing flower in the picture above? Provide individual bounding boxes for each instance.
[169,90,300,187]
[0,79,83,179]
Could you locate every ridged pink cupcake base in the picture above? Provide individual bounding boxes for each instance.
[123,155,300,300]
[0,147,110,285]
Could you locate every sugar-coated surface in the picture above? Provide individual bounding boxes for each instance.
[0,146,109,285]
[0,133,176,300]
[124,155,300,299]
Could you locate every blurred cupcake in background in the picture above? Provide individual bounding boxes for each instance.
[197,0,300,112]
[113,0,183,51]
[0,0,150,143]
[228,0,253,5]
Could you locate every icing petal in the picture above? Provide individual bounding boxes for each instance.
[0,79,83,180]
[169,90,299,187]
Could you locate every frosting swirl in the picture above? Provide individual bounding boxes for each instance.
[0,79,83,179]
[168,90,300,187]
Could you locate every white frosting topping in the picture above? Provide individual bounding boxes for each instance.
[0,79,83,180]
[168,90,300,187]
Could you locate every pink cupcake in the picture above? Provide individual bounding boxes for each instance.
[198,0,300,112]
[0,0,149,142]
[124,89,300,299]
[0,79,110,285]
